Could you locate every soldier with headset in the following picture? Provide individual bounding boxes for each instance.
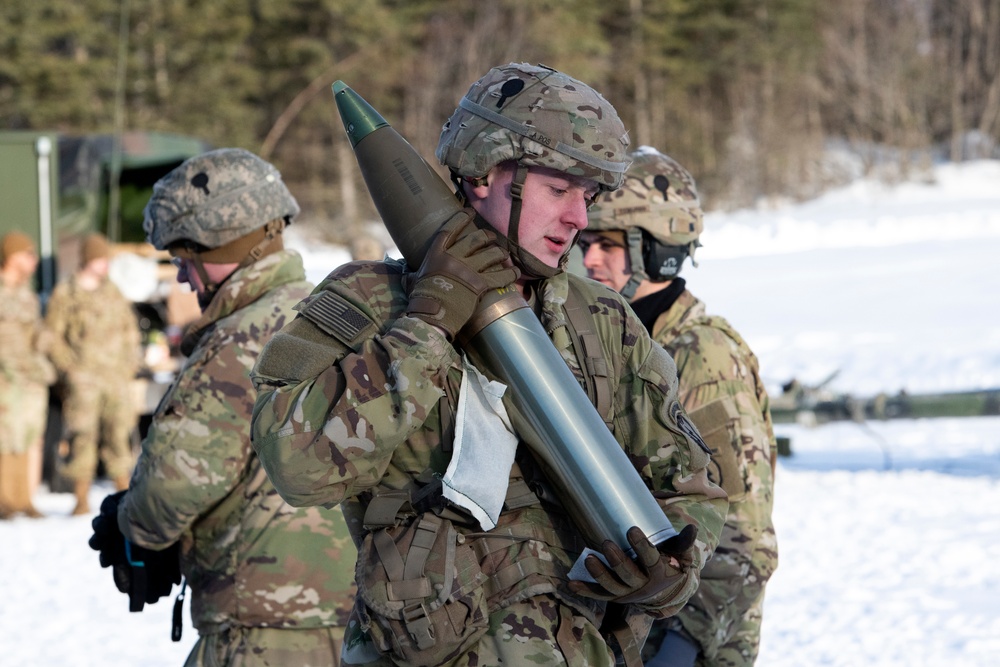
[580,147,778,667]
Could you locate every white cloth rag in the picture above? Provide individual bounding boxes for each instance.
[441,356,519,531]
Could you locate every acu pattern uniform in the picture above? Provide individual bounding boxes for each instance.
[250,64,728,667]
[118,149,357,666]
[585,148,776,666]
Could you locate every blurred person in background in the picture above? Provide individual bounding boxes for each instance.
[46,232,140,515]
[349,232,386,261]
[581,147,777,667]
[0,231,56,519]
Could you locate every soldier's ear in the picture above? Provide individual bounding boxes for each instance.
[465,176,491,200]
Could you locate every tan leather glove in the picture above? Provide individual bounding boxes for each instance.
[569,524,698,607]
[405,213,519,340]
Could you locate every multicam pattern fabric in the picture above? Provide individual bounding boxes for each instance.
[436,63,631,191]
[586,147,703,248]
[118,251,357,645]
[45,276,140,481]
[144,148,300,251]
[250,257,729,667]
[0,282,53,455]
[183,626,347,667]
[642,289,778,667]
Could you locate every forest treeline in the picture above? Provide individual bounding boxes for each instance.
[2,0,998,237]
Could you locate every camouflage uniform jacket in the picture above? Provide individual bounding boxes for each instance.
[118,251,357,633]
[646,288,778,663]
[0,281,55,387]
[45,275,140,380]
[250,258,728,653]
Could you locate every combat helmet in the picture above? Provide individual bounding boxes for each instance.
[585,146,703,298]
[436,63,630,278]
[143,148,298,296]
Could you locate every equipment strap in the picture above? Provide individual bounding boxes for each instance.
[563,280,614,426]
[171,579,187,642]
[404,517,440,582]
[363,491,413,529]
[611,623,645,667]
[502,479,538,510]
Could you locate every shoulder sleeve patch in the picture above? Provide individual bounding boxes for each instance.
[688,396,740,439]
[669,400,713,471]
[297,290,378,352]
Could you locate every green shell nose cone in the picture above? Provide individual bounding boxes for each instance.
[332,81,389,148]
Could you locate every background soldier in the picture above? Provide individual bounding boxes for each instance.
[250,64,727,667]
[0,231,56,519]
[580,147,778,667]
[89,149,357,666]
[348,232,386,262]
[46,232,140,514]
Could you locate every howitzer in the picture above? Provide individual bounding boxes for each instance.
[333,82,679,556]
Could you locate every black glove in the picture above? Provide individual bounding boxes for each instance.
[569,524,698,607]
[406,212,519,339]
[89,491,128,569]
[89,491,182,612]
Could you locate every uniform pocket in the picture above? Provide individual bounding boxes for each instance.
[356,514,489,665]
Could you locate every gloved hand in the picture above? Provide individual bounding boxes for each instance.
[569,524,698,607]
[89,491,128,569]
[89,491,182,611]
[405,212,519,339]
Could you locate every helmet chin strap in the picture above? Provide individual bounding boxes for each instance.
[503,163,564,281]
[174,219,287,309]
[506,163,529,269]
[190,256,222,306]
[620,226,649,300]
[459,164,561,282]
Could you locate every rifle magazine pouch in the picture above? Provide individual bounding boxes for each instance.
[357,513,490,665]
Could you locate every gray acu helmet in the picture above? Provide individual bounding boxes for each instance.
[436,63,630,192]
[586,146,703,296]
[143,148,299,252]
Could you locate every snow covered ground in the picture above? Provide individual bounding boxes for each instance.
[3,160,998,666]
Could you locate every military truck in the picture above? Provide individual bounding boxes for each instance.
[0,131,209,484]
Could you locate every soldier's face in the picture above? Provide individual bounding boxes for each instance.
[470,164,598,268]
[86,257,110,278]
[8,249,39,283]
[173,257,239,310]
[579,231,631,292]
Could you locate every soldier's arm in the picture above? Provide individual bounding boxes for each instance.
[627,339,729,565]
[250,271,461,508]
[117,332,255,549]
[665,326,777,651]
[612,321,729,618]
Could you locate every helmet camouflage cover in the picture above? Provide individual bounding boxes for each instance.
[144,148,300,251]
[436,63,630,191]
[587,146,703,247]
